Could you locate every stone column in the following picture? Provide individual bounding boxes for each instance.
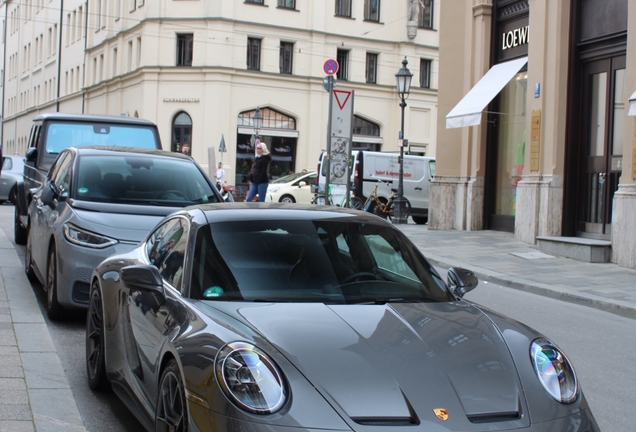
[514,0,570,244]
[430,0,491,231]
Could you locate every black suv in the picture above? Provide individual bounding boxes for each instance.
[14,113,163,244]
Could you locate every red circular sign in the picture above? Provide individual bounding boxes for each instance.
[323,59,339,75]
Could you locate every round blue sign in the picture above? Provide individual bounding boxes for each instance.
[324,59,339,75]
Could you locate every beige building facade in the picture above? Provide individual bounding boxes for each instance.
[1,0,440,195]
[433,0,636,269]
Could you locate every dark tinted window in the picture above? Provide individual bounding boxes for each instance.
[191,219,450,303]
[74,154,219,205]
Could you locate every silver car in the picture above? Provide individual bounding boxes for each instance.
[86,204,598,432]
[1,154,25,205]
[24,146,223,319]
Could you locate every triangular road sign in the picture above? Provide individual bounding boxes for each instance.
[333,89,352,110]
[219,134,227,152]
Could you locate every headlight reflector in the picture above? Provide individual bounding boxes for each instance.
[268,186,281,193]
[215,342,287,414]
[63,223,118,249]
[530,338,578,403]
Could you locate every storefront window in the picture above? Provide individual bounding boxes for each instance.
[495,71,527,216]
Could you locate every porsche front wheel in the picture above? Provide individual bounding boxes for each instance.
[86,283,110,391]
[156,359,188,432]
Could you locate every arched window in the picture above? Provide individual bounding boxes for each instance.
[171,111,192,155]
[352,115,382,151]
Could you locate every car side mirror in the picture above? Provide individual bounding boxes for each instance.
[447,267,478,299]
[121,265,166,304]
[25,147,37,165]
[40,181,59,208]
[298,181,306,188]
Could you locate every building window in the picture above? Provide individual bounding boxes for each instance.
[172,111,193,154]
[176,34,193,66]
[418,0,434,29]
[279,42,293,74]
[353,116,380,136]
[364,0,380,22]
[335,0,352,17]
[277,0,295,8]
[245,0,264,3]
[365,53,378,84]
[336,49,349,81]
[247,38,261,71]
[420,58,431,88]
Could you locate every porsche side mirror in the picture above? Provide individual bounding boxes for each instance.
[121,265,166,303]
[447,267,478,299]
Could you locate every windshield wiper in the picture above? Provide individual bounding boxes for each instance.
[357,298,425,305]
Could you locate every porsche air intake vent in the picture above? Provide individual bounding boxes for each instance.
[467,411,521,423]
[352,417,419,426]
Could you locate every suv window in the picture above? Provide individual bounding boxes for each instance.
[45,122,158,154]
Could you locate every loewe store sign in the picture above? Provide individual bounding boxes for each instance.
[502,26,529,50]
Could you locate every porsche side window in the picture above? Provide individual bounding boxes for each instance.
[148,218,188,291]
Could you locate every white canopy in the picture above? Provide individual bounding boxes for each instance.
[446,57,528,129]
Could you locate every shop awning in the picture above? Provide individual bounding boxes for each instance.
[629,90,636,116]
[446,57,528,129]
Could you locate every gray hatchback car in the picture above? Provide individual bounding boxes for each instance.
[24,146,223,319]
[1,154,25,205]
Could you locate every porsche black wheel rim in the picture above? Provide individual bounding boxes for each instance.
[86,290,103,381]
[156,368,186,432]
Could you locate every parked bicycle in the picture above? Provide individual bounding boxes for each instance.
[311,184,364,210]
[362,178,411,221]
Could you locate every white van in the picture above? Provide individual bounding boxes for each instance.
[316,150,435,224]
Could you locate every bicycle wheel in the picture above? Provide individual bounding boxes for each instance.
[312,194,328,205]
[349,197,364,210]
[373,200,388,219]
[387,198,411,222]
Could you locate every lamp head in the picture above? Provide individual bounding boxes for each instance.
[253,107,263,133]
[395,57,413,98]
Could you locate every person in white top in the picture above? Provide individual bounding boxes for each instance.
[215,162,225,190]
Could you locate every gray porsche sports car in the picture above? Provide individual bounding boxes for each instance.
[86,204,599,432]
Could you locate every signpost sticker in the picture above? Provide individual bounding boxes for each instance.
[324,58,339,75]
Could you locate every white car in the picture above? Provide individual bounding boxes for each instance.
[266,171,317,203]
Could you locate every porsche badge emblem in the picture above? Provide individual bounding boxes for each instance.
[433,408,449,421]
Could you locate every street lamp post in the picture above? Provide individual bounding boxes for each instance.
[252,107,263,144]
[394,57,413,224]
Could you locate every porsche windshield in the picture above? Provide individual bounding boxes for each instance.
[74,155,220,206]
[191,219,452,303]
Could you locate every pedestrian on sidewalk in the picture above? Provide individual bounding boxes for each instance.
[245,141,271,202]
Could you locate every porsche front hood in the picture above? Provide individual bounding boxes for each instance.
[233,301,528,428]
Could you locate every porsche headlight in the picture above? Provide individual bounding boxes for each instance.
[215,342,287,414]
[268,186,281,193]
[63,223,118,249]
[530,338,578,404]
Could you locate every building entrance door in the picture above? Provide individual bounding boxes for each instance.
[577,56,625,239]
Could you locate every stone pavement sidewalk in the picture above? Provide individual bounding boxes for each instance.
[0,226,85,432]
[396,224,636,320]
